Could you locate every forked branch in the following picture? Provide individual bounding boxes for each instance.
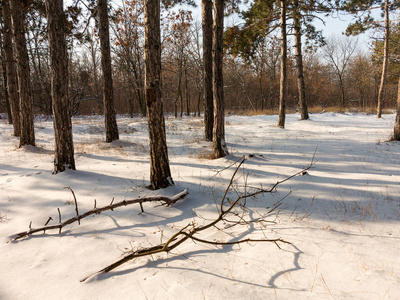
[81,155,314,282]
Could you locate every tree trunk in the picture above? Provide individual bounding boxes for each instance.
[277,0,287,128]
[212,0,228,158]
[293,0,308,120]
[9,0,35,146]
[98,0,119,142]
[144,0,173,189]
[1,50,12,124]
[185,61,189,116]
[2,0,21,136]
[45,0,75,173]
[202,0,213,141]
[394,76,400,141]
[377,0,389,118]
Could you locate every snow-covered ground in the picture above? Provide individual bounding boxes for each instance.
[0,112,399,299]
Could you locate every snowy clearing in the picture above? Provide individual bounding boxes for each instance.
[0,112,399,299]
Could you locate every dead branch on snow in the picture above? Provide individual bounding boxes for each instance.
[8,189,188,242]
[81,155,314,282]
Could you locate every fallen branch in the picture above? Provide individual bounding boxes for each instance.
[8,189,189,242]
[81,155,314,282]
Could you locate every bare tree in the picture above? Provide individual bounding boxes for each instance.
[144,0,173,189]
[277,0,287,128]
[376,0,389,118]
[293,0,309,120]
[202,0,213,141]
[1,0,20,136]
[322,35,358,108]
[212,0,228,158]
[45,0,75,173]
[98,0,119,142]
[9,0,35,146]
[394,76,400,140]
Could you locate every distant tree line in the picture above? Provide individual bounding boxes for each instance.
[0,1,399,119]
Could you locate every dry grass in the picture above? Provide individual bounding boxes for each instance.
[228,108,280,116]
[197,149,217,160]
[308,106,395,115]
[228,106,395,116]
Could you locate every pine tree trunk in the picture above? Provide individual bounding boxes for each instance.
[377,0,389,119]
[293,0,308,120]
[9,0,35,146]
[2,0,21,136]
[1,52,12,124]
[202,0,213,141]
[277,0,287,128]
[212,0,228,158]
[144,0,173,189]
[394,76,400,140]
[45,0,75,173]
[185,61,189,116]
[98,0,119,142]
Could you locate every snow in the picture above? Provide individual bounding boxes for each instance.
[0,112,399,299]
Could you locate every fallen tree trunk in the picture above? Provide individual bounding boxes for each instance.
[8,189,188,242]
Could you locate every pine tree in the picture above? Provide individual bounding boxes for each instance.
[1,0,20,136]
[144,0,173,189]
[212,0,228,157]
[9,0,35,147]
[202,0,213,141]
[45,0,76,173]
[98,0,119,142]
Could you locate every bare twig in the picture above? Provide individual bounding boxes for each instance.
[8,189,189,242]
[64,187,80,225]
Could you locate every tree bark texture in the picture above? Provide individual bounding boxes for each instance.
[98,0,119,142]
[202,0,213,142]
[45,0,76,172]
[212,0,228,158]
[2,0,21,136]
[9,0,35,146]
[277,0,287,128]
[144,0,173,189]
[377,0,389,119]
[293,0,309,120]
[1,50,12,124]
[394,76,400,140]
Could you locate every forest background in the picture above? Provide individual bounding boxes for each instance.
[0,0,399,119]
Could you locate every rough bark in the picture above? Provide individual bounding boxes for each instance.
[377,0,389,119]
[212,0,228,158]
[2,0,21,136]
[9,0,35,146]
[98,0,119,142]
[202,0,213,141]
[277,0,287,128]
[1,51,12,124]
[45,0,75,173]
[144,0,173,189]
[394,76,400,140]
[293,0,309,120]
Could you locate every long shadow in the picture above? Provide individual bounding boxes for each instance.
[268,244,303,288]
[82,209,306,293]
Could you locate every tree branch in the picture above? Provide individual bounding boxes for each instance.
[81,155,315,282]
[8,189,189,242]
